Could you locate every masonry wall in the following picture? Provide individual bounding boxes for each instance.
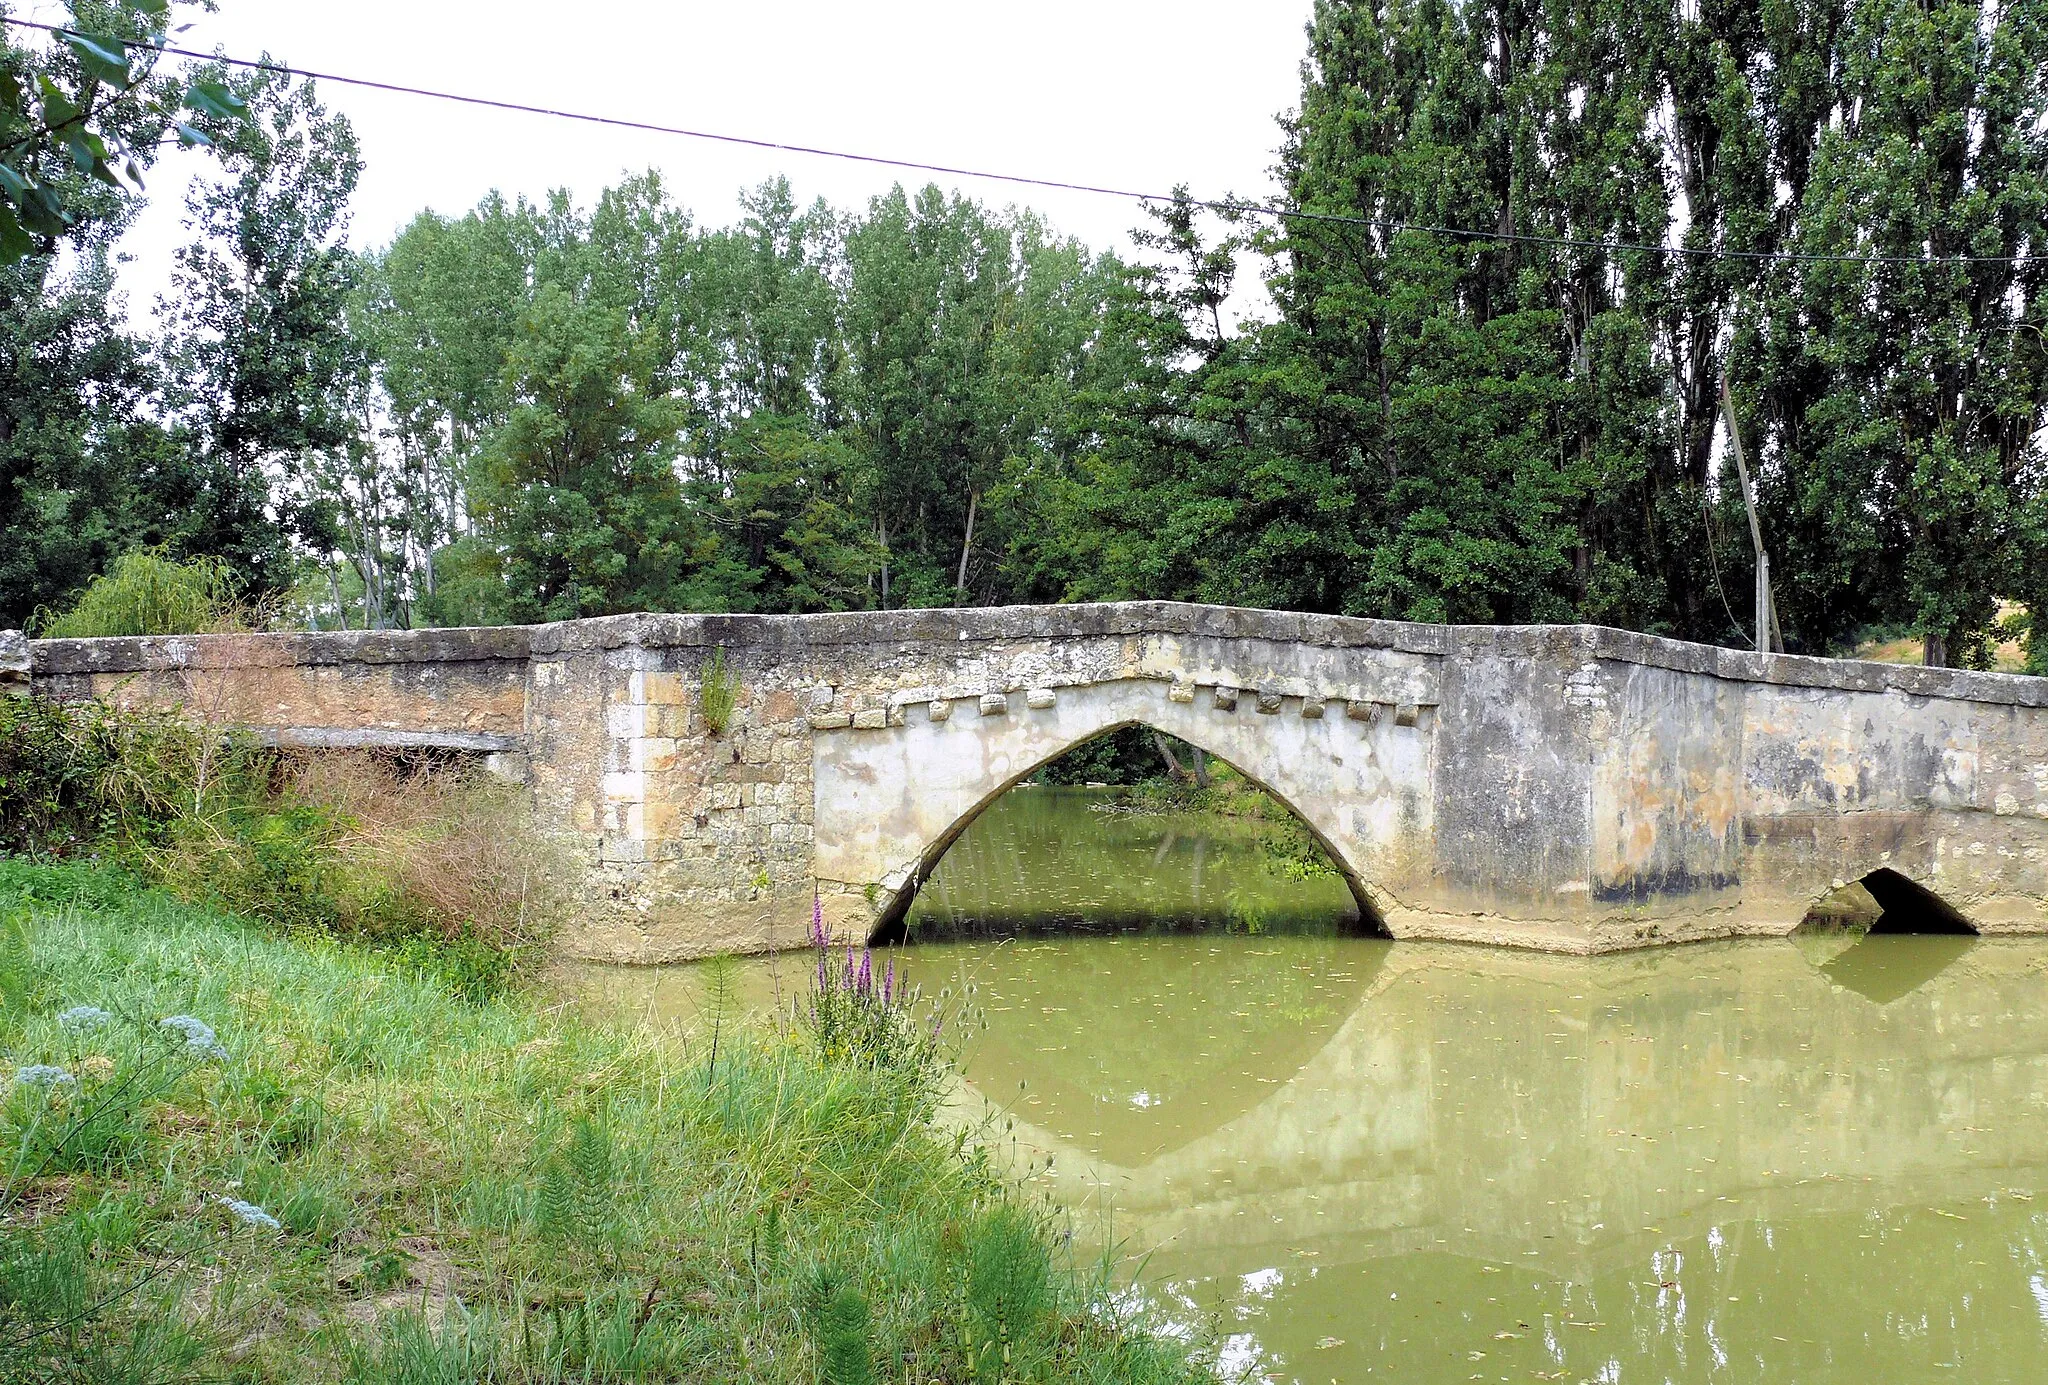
[17,603,2048,958]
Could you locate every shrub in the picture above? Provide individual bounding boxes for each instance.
[1,698,558,992]
[0,696,266,855]
[34,548,244,639]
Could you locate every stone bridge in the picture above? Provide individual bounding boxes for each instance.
[8,603,2048,958]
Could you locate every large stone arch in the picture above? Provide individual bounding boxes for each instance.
[810,675,1434,940]
[862,710,1396,941]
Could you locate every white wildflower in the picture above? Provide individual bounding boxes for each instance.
[57,1006,113,1033]
[158,1016,228,1061]
[14,1064,76,1089]
[212,1195,282,1231]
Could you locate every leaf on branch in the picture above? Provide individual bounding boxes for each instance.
[0,203,31,264]
[15,182,71,237]
[128,0,172,16]
[183,81,249,123]
[36,76,80,130]
[174,122,213,148]
[61,31,133,88]
[0,163,27,202]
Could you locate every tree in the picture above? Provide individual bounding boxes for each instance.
[467,284,690,622]
[157,65,367,601]
[1744,0,2048,665]
[1,0,246,262]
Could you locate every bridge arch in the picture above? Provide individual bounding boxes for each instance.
[864,714,1393,943]
[810,675,1430,947]
[1799,864,1979,936]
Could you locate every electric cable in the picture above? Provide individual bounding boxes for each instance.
[6,13,2048,268]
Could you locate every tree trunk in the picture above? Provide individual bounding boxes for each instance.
[955,489,979,596]
[877,515,891,608]
[1153,732,1208,786]
[1924,633,1948,668]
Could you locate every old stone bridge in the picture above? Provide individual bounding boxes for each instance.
[8,603,2048,958]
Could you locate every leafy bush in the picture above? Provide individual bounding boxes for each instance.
[34,548,244,639]
[1,698,557,992]
[0,696,266,856]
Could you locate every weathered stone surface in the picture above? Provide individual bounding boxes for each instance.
[0,629,28,696]
[24,601,2048,959]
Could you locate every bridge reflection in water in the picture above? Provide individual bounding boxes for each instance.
[923,934,2048,1384]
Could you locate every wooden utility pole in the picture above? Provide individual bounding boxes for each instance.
[1720,370,1781,654]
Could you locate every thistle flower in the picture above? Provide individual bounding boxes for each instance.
[57,1005,113,1033]
[159,1016,229,1061]
[13,1064,76,1089]
[212,1195,282,1231]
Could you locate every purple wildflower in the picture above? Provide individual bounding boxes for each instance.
[856,949,872,997]
[882,957,896,1008]
[810,894,828,950]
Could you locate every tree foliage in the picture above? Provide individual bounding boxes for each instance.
[2,0,2044,672]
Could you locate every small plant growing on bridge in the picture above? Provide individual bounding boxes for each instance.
[698,646,740,736]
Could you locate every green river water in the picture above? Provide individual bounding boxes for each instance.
[577,787,2048,1384]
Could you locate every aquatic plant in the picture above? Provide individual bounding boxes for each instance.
[963,1204,1055,1382]
[800,893,940,1080]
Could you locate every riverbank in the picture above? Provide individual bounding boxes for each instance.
[0,859,1212,1383]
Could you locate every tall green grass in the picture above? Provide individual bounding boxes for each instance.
[0,861,1214,1383]
[1,699,558,996]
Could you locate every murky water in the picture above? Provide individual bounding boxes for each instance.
[903,785,1362,936]
[575,791,2048,1383]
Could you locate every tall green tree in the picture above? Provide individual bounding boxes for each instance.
[158,66,366,600]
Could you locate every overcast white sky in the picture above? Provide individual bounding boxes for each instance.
[62,0,1315,317]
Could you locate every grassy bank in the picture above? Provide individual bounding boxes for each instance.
[0,860,1211,1383]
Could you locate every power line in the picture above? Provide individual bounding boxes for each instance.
[6,13,2047,268]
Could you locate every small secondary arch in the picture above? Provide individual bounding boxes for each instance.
[1799,866,1980,936]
